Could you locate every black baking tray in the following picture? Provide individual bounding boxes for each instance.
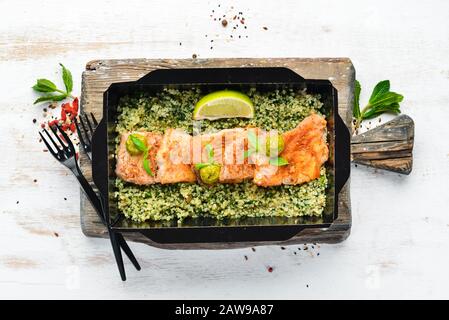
[92,67,350,244]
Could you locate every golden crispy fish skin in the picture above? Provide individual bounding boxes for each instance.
[115,131,162,185]
[253,114,328,187]
[156,128,196,184]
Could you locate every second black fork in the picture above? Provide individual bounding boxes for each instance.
[41,123,140,281]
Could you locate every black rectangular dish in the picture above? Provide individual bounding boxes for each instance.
[91,67,350,244]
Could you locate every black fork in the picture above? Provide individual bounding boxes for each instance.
[75,112,97,160]
[40,124,140,281]
[75,113,141,277]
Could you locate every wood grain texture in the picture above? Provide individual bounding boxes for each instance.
[80,57,354,249]
[351,115,414,174]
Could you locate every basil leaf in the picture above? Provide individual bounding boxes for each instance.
[33,94,67,104]
[368,91,403,108]
[205,144,214,163]
[362,103,401,120]
[195,163,210,170]
[243,149,253,159]
[269,157,289,166]
[33,79,57,93]
[369,80,390,104]
[130,134,147,152]
[142,150,154,176]
[60,63,73,94]
[353,80,361,119]
[247,130,259,151]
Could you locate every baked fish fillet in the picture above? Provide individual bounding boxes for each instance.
[253,114,329,186]
[192,128,254,183]
[156,128,196,184]
[115,131,162,185]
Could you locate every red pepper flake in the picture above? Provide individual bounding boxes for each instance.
[70,122,76,133]
[41,123,45,128]
[267,266,274,273]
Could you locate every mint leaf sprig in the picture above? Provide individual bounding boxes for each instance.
[32,63,74,104]
[353,80,403,131]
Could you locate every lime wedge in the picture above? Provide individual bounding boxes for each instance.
[193,90,254,120]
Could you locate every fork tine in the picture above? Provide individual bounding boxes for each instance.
[39,131,58,157]
[79,115,91,144]
[49,125,69,151]
[57,125,75,154]
[90,112,98,127]
[43,128,62,152]
[74,118,87,147]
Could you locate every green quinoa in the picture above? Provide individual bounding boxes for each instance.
[114,88,328,223]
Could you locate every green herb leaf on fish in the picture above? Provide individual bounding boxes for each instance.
[142,149,154,176]
[205,143,214,163]
[195,163,210,170]
[130,134,147,152]
[195,144,219,171]
[247,130,259,152]
[269,156,289,166]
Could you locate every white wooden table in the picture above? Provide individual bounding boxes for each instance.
[1,0,448,299]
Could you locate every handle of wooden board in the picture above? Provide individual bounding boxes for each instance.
[350,114,414,175]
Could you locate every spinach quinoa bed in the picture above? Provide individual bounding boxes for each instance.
[114,88,328,223]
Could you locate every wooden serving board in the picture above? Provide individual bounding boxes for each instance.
[80,58,354,249]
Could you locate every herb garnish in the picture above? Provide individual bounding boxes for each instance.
[32,63,74,104]
[245,131,288,166]
[130,135,154,176]
[194,143,216,170]
[353,80,403,131]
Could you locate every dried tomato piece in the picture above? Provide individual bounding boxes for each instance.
[72,97,79,113]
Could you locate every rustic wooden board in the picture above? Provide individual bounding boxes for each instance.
[351,114,414,174]
[80,58,354,249]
